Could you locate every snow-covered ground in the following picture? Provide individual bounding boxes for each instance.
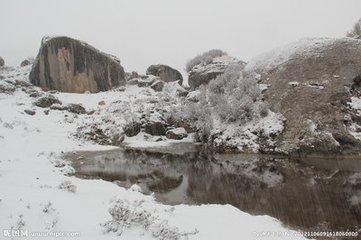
[0,66,308,240]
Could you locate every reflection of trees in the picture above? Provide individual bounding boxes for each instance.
[186,161,361,232]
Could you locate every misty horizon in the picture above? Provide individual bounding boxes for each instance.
[1,0,361,75]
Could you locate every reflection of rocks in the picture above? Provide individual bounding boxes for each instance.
[66,148,361,234]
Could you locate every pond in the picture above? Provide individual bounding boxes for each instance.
[64,143,361,237]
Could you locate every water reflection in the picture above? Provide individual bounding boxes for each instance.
[65,145,361,235]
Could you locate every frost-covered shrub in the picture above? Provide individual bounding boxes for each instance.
[347,18,361,39]
[58,180,77,193]
[172,63,268,142]
[185,49,226,72]
[102,199,198,240]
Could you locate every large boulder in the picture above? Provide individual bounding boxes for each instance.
[0,56,4,67]
[30,36,126,93]
[188,54,245,90]
[244,38,361,155]
[146,64,183,84]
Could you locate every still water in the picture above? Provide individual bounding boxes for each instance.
[64,143,361,237]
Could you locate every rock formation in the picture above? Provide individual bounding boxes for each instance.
[29,36,125,93]
[146,64,183,85]
[244,38,361,155]
[188,54,245,90]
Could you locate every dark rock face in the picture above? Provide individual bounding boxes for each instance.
[188,57,245,90]
[144,121,168,136]
[244,38,361,155]
[146,64,183,84]
[30,36,126,93]
[24,109,36,115]
[34,95,62,108]
[0,56,4,67]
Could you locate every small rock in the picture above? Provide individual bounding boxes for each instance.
[34,95,62,108]
[98,100,106,106]
[66,104,86,114]
[166,127,188,140]
[150,80,164,92]
[44,110,50,115]
[144,121,168,136]
[24,109,36,116]
[20,58,33,67]
[50,104,67,111]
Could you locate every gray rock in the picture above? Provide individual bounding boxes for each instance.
[24,109,36,115]
[34,95,62,108]
[146,64,183,84]
[20,58,33,67]
[66,104,86,114]
[30,36,126,93]
[188,55,245,90]
[166,127,188,140]
[150,80,164,92]
[0,56,4,67]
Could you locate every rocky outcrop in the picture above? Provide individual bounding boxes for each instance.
[244,38,361,155]
[30,36,126,93]
[146,64,183,84]
[0,56,4,67]
[188,54,245,90]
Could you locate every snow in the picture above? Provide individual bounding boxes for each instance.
[0,66,308,240]
[245,37,358,73]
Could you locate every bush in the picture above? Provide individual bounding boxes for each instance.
[172,63,268,142]
[102,199,198,240]
[185,49,226,72]
[58,180,77,193]
[347,18,361,39]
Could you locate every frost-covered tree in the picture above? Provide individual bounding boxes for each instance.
[172,63,268,142]
[347,18,361,39]
[185,49,226,72]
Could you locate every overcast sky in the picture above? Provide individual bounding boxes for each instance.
[0,0,360,74]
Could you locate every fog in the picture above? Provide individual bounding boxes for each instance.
[0,0,360,74]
